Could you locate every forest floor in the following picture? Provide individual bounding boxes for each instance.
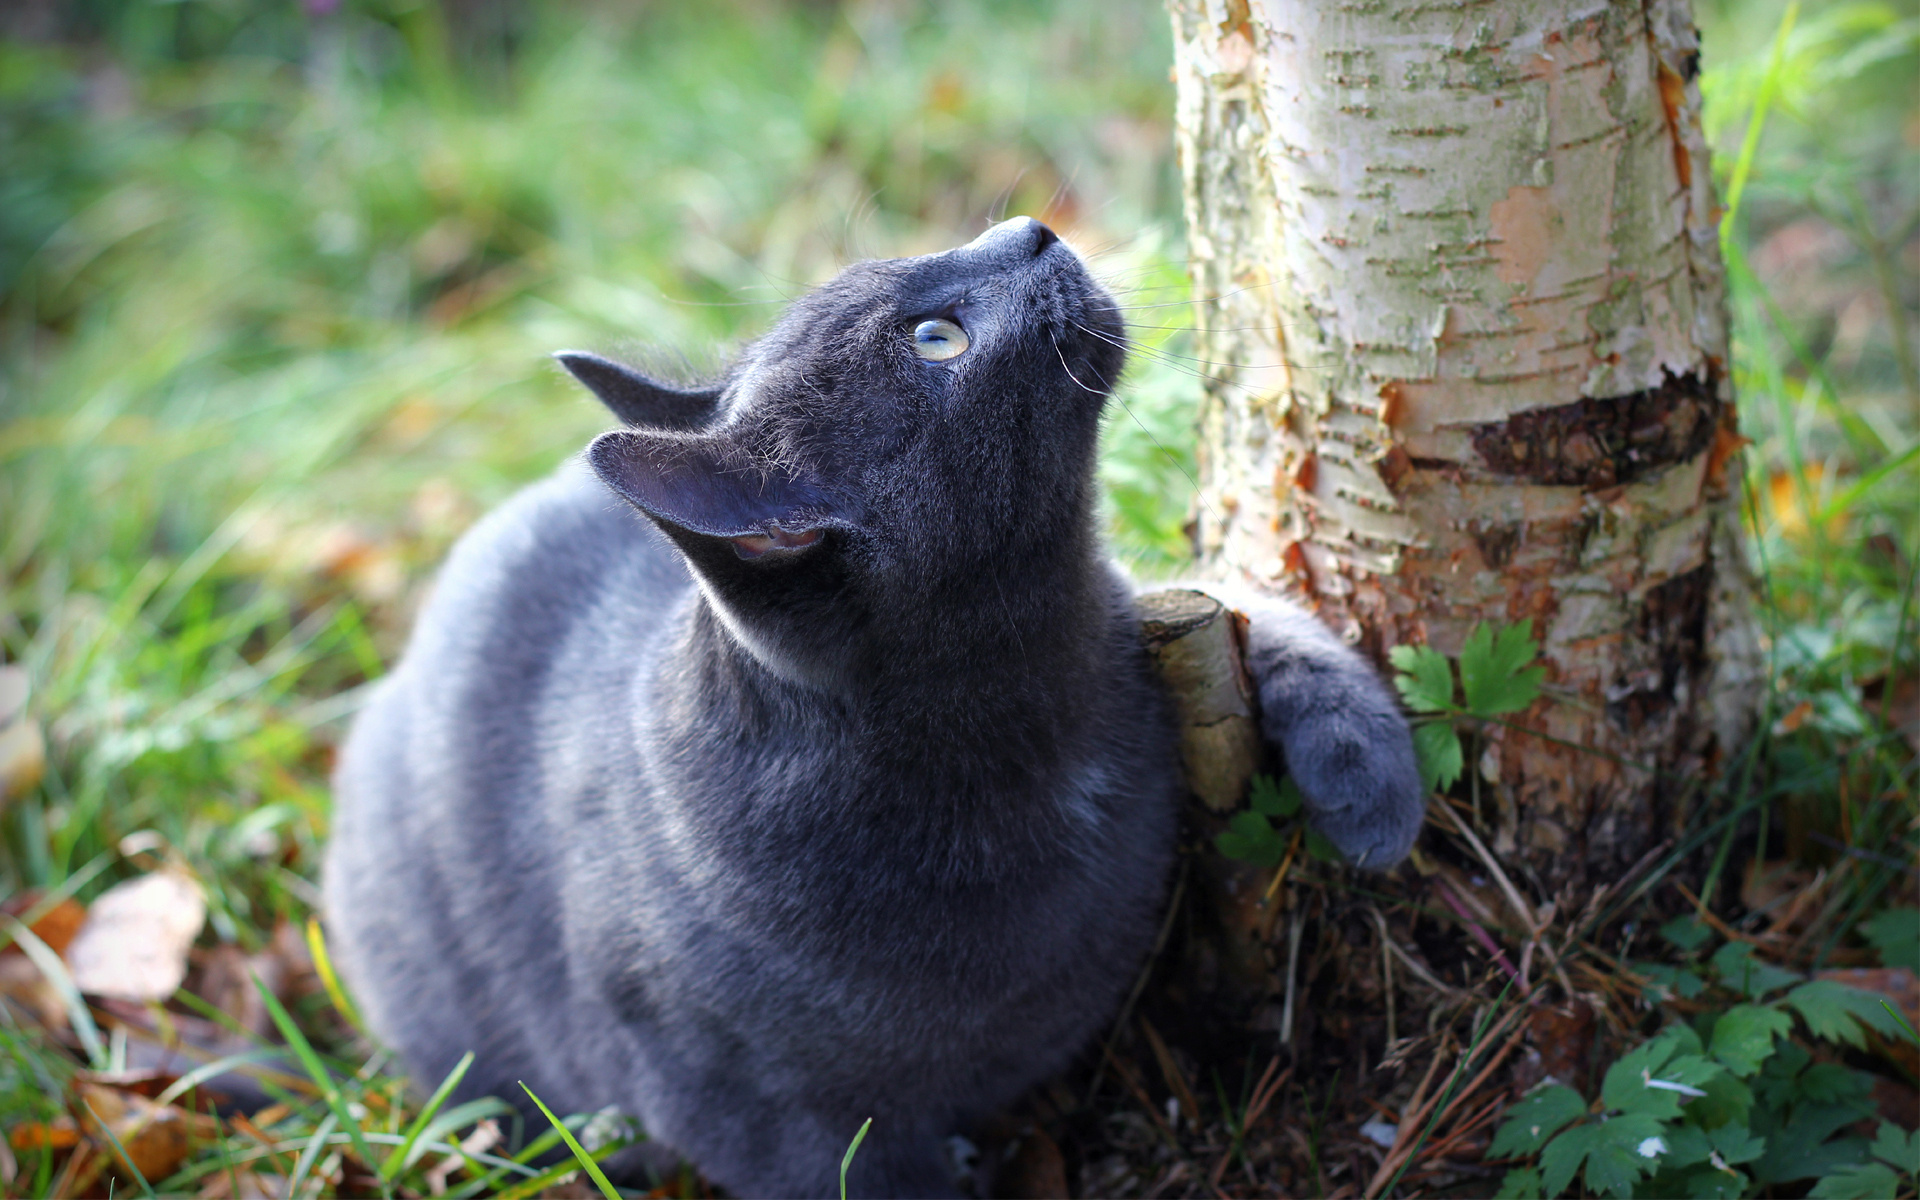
[0,1,1914,1196]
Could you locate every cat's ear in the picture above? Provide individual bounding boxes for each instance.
[588,430,846,557]
[555,351,721,431]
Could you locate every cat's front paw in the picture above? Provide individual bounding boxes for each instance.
[1281,704,1424,869]
[1225,594,1426,868]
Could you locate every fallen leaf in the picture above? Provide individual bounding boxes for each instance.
[198,1169,285,1199]
[1,893,87,958]
[1772,698,1814,735]
[994,1125,1070,1200]
[78,1082,191,1186]
[66,871,206,1002]
[8,1116,80,1152]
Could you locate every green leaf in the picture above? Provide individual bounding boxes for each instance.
[1493,1166,1544,1199]
[1215,811,1286,867]
[1390,642,1455,713]
[1540,1112,1667,1198]
[1248,773,1301,818]
[1867,1120,1919,1175]
[1458,620,1546,717]
[1413,720,1464,791]
[1785,980,1908,1048]
[1709,942,1803,998]
[1809,1162,1902,1199]
[1304,828,1341,864]
[1708,1004,1794,1076]
[1661,1123,1713,1169]
[1490,1085,1589,1158]
[1602,1032,1722,1120]
[1708,1123,1767,1166]
[1861,907,1920,972]
[1660,916,1714,953]
[1635,961,1708,1001]
[1676,1164,1751,1199]
[1798,1061,1872,1106]
[1688,1071,1754,1131]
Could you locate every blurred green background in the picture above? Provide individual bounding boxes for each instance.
[0,0,1914,1063]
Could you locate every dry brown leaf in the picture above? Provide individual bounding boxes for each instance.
[197,1168,285,1199]
[8,1116,80,1153]
[67,871,206,1002]
[994,1126,1070,1200]
[77,1082,191,1187]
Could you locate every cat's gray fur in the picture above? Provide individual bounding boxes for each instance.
[323,218,1422,1198]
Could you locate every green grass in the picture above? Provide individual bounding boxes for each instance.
[0,0,1913,1195]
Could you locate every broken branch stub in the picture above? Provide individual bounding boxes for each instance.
[1137,588,1264,813]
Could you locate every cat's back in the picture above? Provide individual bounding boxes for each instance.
[324,456,686,1071]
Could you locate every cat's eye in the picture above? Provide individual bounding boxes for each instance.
[911,319,969,362]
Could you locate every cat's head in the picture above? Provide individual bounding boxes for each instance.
[561,217,1126,683]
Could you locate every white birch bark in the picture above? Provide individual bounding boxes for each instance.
[1168,0,1763,882]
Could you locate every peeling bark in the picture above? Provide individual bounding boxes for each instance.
[1168,0,1763,887]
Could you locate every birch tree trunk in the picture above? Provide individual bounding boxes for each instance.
[1168,0,1764,889]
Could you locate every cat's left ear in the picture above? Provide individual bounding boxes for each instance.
[588,430,847,558]
[555,351,722,431]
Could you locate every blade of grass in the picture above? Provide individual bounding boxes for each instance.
[381,1050,474,1180]
[304,917,365,1036]
[284,1111,339,1199]
[518,1081,620,1200]
[81,1096,158,1199]
[2,916,105,1068]
[153,1049,289,1106]
[252,972,390,1200]
[1720,0,1800,246]
[840,1116,872,1200]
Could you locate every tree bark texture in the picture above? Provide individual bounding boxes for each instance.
[1167,0,1763,886]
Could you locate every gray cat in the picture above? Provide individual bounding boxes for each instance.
[322,218,1422,1198]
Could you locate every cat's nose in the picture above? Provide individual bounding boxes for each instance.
[965,216,1060,260]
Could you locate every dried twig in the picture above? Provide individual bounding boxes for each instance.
[1139,1017,1201,1129]
[1281,905,1306,1047]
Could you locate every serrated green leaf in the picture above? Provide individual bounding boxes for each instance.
[1688,1071,1753,1131]
[1662,1123,1713,1169]
[1603,1033,1722,1120]
[1809,1162,1902,1199]
[1709,942,1803,998]
[1248,773,1301,818]
[1798,1061,1872,1106]
[1493,1166,1544,1199]
[1677,1164,1750,1199]
[1709,1004,1794,1076]
[1660,916,1714,952]
[1304,828,1341,864]
[1635,961,1705,1002]
[1215,813,1287,868]
[1390,642,1456,713]
[1491,1086,1588,1158]
[1540,1112,1666,1199]
[1785,980,1908,1049]
[1862,907,1920,972]
[1868,1121,1919,1174]
[1413,719,1463,791]
[1458,620,1546,716]
[1708,1122,1767,1166]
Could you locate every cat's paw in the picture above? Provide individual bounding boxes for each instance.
[1279,700,1424,869]
[1209,589,1426,868]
